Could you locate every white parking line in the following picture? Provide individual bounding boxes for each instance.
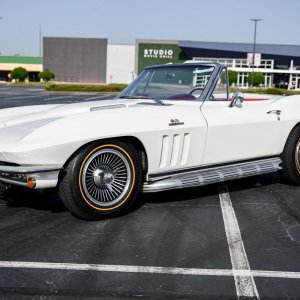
[219,183,260,299]
[0,261,300,280]
[43,95,73,101]
[3,94,45,100]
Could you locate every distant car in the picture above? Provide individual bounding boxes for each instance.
[0,63,299,220]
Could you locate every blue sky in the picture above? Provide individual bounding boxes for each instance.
[1,0,300,56]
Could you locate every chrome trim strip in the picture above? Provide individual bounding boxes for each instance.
[0,165,62,174]
[90,104,126,111]
[143,157,282,193]
[0,165,62,189]
[148,157,280,182]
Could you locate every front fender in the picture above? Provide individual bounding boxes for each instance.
[1,102,207,175]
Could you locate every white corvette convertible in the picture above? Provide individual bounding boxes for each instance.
[0,63,299,219]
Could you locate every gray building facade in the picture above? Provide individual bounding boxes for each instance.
[43,37,107,83]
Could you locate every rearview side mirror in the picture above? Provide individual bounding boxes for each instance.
[229,91,244,108]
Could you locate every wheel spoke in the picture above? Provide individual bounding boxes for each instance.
[110,160,123,170]
[113,179,126,186]
[105,153,115,166]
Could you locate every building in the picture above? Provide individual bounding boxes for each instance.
[136,40,300,90]
[43,37,136,84]
[43,37,108,83]
[135,39,188,74]
[0,56,42,82]
[106,44,135,84]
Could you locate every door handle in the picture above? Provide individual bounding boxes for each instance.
[267,110,281,116]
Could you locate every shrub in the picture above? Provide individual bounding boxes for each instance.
[39,70,55,82]
[11,67,28,82]
[229,87,300,96]
[228,70,238,85]
[247,72,264,87]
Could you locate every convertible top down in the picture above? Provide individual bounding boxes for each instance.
[0,63,299,219]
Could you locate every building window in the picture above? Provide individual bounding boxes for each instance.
[237,72,248,87]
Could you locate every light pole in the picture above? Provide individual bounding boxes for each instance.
[39,24,42,57]
[0,17,2,55]
[250,18,262,87]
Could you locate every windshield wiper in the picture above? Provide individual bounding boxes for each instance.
[119,95,153,99]
[119,95,165,105]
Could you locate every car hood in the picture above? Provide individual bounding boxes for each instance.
[0,99,128,129]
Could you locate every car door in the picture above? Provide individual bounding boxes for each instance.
[200,68,281,166]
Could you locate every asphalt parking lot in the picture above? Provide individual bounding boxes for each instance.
[0,85,300,299]
[0,85,115,109]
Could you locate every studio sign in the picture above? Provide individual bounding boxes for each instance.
[144,49,174,59]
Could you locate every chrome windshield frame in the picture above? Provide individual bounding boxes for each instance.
[118,63,224,101]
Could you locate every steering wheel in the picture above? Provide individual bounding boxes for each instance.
[189,88,204,96]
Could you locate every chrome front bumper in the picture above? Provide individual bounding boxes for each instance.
[0,165,62,189]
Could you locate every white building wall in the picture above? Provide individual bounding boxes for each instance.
[106,44,135,84]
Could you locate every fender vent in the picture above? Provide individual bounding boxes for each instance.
[159,133,191,168]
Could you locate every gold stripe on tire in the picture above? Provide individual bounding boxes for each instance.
[296,139,300,173]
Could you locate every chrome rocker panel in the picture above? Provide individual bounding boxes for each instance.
[142,157,282,193]
[0,165,62,189]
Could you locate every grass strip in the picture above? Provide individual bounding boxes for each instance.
[45,83,127,93]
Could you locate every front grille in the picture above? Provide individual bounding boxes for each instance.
[0,172,27,183]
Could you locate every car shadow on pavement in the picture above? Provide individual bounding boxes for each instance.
[0,185,67,213]
[226,171,282,192]
[139,183,219,205]
[140,172,282,206]
[0,172,291,218]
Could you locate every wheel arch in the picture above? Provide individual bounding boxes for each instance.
[281,122,300,152]
[280,122,300,185]
[291,122,300,132]
[61,136,148,176]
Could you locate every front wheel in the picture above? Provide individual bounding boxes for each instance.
[281,126,300,185]
[59,141,142,220]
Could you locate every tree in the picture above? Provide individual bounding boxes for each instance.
[38,70,55,82]
[11,67,28,82]
[228,70,238,85]
[248,72,264,87]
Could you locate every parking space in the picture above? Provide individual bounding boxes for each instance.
[226,175,300,299]
[0,85,115,109]
[228,174,300,273]
[0,86,300,299]
[0,184,238,299]
[0,268,236,299]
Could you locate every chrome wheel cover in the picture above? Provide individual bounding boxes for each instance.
[296,139,300,173]
[81,149,131,207]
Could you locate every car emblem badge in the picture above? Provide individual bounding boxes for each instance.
[169,118,184,126]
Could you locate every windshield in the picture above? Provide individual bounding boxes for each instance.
[120,65,214,101]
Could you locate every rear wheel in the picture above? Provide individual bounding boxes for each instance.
[59,140,142,220]
[281,126,300,185]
